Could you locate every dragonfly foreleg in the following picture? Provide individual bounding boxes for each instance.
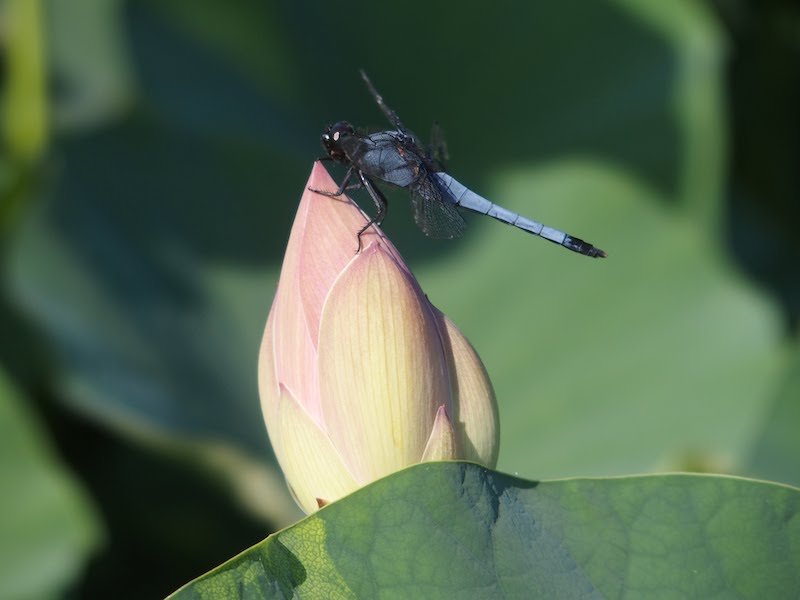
[308,166,362,197]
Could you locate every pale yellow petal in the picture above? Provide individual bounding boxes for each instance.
[274,384,358,514]
[318,242,450,482]
[421,405,459,462]
[434,309,500,468]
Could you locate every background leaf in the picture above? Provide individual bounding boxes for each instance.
[419,162,783,479]
[0,368,102,600]
[9,0,737,488]
[1,0,798,596]
[744,343,800,487]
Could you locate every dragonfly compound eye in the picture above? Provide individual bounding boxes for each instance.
[329,122,353,142]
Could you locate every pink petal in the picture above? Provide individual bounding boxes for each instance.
[268,178,321,421]
[268,163,413,424]
[258,298,280,433]
[298,162,411,347]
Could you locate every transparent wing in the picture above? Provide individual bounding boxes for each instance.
[410,176,468,239]
[428,121,449,171]
[360,70,413,138]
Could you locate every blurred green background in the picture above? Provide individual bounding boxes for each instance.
[1,0,799,597]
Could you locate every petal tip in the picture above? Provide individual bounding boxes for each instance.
[421,404,459,462]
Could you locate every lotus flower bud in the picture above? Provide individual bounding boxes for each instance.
[258,162,499,514]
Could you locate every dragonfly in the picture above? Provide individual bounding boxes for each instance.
[310,71,607,258]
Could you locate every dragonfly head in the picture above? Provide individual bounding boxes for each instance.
[321,121,354,163]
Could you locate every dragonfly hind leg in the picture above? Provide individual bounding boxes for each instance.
[308,165,389,254]
[354,173,389,253]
